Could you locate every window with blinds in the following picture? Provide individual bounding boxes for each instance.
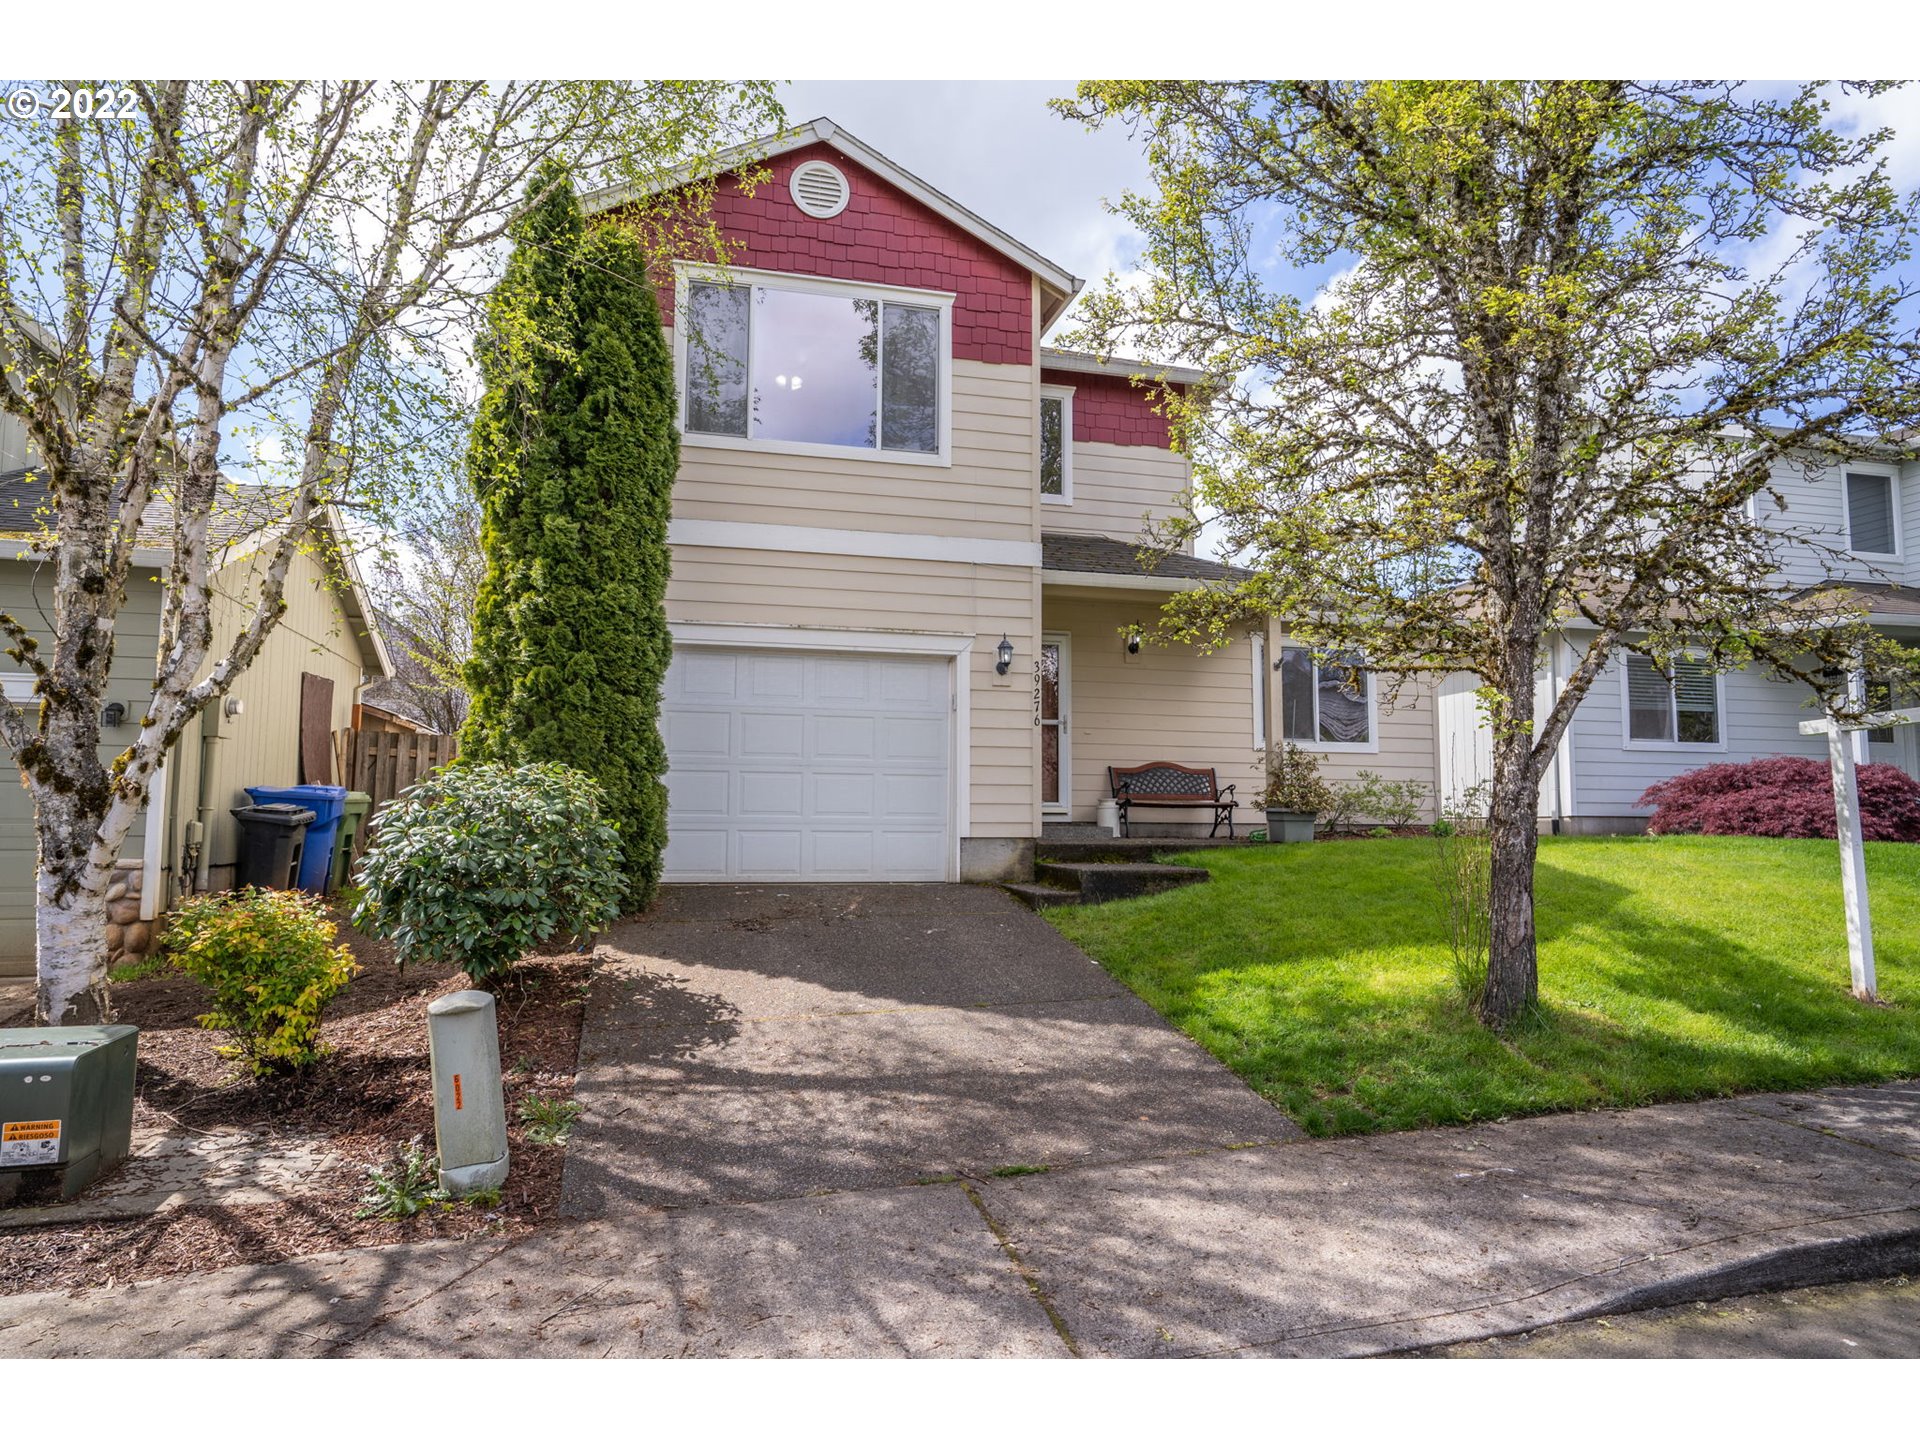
[1846,472,1897,556]
[1626,654,1720,745]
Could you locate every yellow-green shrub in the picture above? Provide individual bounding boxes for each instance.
[160,888,358,1075]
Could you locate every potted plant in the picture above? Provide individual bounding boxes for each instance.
[1255,742,1332,843]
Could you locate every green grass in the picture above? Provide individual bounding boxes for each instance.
[1047,835,1920,1137]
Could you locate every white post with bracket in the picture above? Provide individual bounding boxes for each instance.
[1798,705,1920,1002]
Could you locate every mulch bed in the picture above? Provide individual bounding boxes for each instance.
[1,916,589,1297]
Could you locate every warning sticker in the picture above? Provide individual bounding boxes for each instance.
[1,1119,61,1168]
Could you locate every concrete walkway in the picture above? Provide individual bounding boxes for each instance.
[3,885,1919,1357]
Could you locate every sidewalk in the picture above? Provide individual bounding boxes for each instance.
[4,1080,1917,1357]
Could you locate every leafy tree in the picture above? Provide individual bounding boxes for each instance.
[461,167,678,906]
[0,80,779,1024]
[1059,81,1920,1025]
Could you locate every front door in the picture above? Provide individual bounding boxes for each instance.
[1039,633,1070,813]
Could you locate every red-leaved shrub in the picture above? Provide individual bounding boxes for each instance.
[1638,756,1920,841]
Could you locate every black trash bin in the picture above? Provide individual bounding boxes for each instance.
[230,803,317,890]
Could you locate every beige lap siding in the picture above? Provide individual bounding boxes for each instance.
[1044,593,1263,827]
[1040,440,1191,546]
[166,545,369,887]
[1265,639,1440,817]
[666,545,1038,839]
[667,351,1040,544]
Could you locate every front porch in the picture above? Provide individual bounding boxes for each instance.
[1037,532,1267,832]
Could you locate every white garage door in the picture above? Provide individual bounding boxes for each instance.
[660,647,953,882]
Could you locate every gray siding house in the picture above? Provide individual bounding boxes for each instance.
[1438,447,1920,831]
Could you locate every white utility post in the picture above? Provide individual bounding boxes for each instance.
[1797,705,1920,1002]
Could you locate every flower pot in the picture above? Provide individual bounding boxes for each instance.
[1265,808,1317,843]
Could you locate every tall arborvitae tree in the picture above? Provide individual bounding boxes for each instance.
[463,165,678,906]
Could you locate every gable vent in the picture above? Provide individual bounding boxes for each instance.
[789,160,851,219]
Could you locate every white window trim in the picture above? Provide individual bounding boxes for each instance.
[1039,383,1074,506]
[1250,632,1268,750]
[1041,631,1071,813]
[1277,643,1380,754]
[1,671,37,705]
[1843,464,1902,560]
[1618,652,1729,752]
[673,262,955,469]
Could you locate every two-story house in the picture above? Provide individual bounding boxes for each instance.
[595,118,1437,884]
[1437,447,1920,832]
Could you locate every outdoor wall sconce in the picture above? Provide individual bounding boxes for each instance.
[101,701,126,727]
[1126,628,1142,656]
[995,635,1015,675]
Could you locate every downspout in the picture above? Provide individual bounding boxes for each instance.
[1544,636,1565,835]
[192,706,224,893]
[163,719,189,908]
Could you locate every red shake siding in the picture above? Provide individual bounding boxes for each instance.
[650,143,1033,366]
[1043,368,1184,449]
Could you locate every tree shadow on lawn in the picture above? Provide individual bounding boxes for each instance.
[1109,846,1920,1133]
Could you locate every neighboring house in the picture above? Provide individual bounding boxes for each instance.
[0,433,390,977]
[590,118,1436,883]
[1438,448,1920,832]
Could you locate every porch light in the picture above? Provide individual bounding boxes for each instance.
[1126,628,1142,655]
[995,635,1014,675]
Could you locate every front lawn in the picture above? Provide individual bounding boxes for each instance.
[1047,835,1920,1136]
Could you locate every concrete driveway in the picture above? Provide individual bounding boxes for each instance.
[558,883,1303,1216]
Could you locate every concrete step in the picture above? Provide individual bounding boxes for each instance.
[1002,881,1082,911]
[1032,860,1210,906]
[1035,837,1245,864]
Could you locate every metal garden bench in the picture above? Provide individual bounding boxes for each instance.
[1107,761,1238,839]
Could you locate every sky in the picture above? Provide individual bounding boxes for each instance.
[781,80,1151,340]
[782,80,1920,339]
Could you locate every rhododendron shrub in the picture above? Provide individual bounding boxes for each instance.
[1638,757,1920,841]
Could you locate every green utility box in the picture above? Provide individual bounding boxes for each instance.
[0,1025,138,1206]
[331,790,373,893]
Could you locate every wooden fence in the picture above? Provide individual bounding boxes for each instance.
[334,728,458,853]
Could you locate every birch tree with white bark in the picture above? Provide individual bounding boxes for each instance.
[0,80,780,1024]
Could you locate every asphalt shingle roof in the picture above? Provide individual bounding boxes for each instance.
[1040,530,1247,583]
[1796,579,1920,620]
[0,466,292,554]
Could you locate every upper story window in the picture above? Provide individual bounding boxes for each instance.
[1845,470,1899,556]
[1624,653,1722,746]
[1039,385,1074,504]
[679,267,952,466]
[1278,644,1374,749]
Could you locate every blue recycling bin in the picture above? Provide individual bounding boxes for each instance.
[245,784,349,892]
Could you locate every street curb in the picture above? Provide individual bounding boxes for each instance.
[1557,1215,1920,1322]
[1345,1209,1920,1359]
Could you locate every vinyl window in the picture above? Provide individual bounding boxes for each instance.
[1625,653,1722,745]
[1278,645,1374,749]
[1040,385,1074,503]
[1846,472,1898,556]
[680,269,950,463]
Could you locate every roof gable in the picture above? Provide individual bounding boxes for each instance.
[583,117,1083,334]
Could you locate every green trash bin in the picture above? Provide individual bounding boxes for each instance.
[331,791,373,894]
